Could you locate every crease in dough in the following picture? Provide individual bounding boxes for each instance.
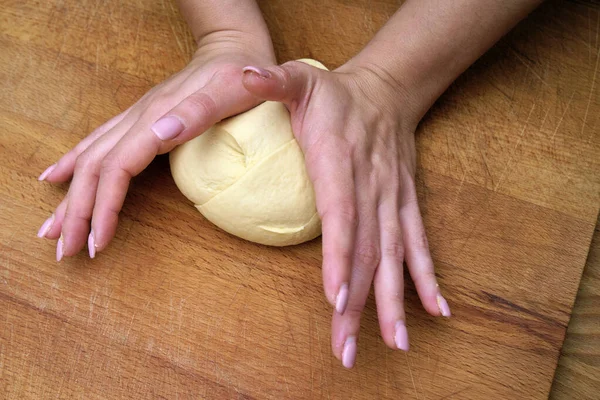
[198,138,297,207]
[259,212,320,234]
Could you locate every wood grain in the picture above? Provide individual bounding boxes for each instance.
[1,0,599,399]
[551,215,600,399]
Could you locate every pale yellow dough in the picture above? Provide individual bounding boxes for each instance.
[169,59,327,246]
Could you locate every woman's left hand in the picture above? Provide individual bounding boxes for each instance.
[37,37,275,260]
[242,60,451,368]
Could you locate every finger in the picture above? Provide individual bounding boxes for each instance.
[59,115,138,258]
[400,184,451,318]
[331,168,380,368]
[60,167,100,258]
[37,198,67,240]
[306,141,356,314]
[39,110,130,183]
[374,195,408,351]
[242,61,321,112]
[150,75,259,145]
[93,77,254,251]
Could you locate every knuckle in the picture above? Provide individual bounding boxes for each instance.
[145,100,168,117]
[380,223,404,259]
[323,245,352,265]
[141,93,172,115]
[320,200,357,226]
[285,60,316,78]
[213,65,242,81]
[383,241,404,260]
[345,300,367,318]
[337,201,357,224]
[71,140,90,157]
[355,240,380,269]
[184,91,217,118]
[279,62,297,83]
[139,85,162,103]
[412,268,437,287]
[370,152,388,171]
[64,207,90,224]
[411,230,429,251]
[74,151,97,172]
[99,152,122,175]
[400,193,419,212]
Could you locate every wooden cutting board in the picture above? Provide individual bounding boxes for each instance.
[1,0,598,398]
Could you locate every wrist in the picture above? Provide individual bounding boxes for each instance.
[177,0,275,64]
[338,0,543,124]
[336,59,424,131]
[195,29,276,65]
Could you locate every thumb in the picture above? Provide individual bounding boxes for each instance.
[242,61,320,111]
[151,77,258,147]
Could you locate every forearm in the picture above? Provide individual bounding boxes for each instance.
[177,0,275,61]
[345,0,542,119]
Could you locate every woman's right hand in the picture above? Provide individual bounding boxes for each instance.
[37,33,276,261]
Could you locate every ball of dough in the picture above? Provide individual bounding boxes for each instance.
[169,59,327,246]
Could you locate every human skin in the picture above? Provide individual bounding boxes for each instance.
[38,0,543,368]
[37,0,276,255]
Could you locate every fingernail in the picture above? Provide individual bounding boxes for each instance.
[394,321,410,351]
[88,230,96,259]
[37,214,55,238]
[242,65,271,79]
[38,163,57,181]
[335,283,349,314]
[437,293,451,317]
[56,234,64,262]
[342,336,357,369]
[151,116,185,141]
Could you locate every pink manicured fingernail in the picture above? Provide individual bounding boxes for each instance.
[342,336,357,369]
[37,214,55,238]
[335,283,349,314]
[88,230,96,259]
[151,116,185,141]
[56,234,64,262]
[38,164,57,181]
[394,321,410,351]
[242,66,271,79]
[437,293,451,317]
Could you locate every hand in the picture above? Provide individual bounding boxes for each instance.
[37,37,275,261]
[242,61,451,368]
